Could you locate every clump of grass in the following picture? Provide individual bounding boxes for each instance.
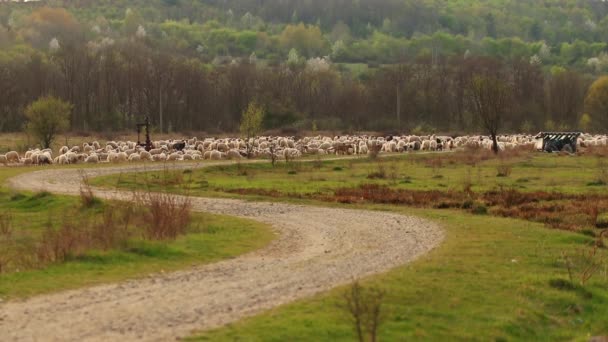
[471,204,488,215]
[496,164,512,177]
[367,164,386,179]
[596,213,608,229]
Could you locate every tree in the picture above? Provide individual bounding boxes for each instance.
[547,70,586,128]
[468,74,512,154]
[585,75,608,130]
[240,101,265,157]
[24,96,72,149]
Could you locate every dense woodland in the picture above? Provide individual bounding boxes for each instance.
[0,0,607,133]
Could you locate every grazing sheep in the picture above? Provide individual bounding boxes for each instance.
[226,149,242,160]
[210,150,222,160]
[6,151,19,163]
[85,155,99,163]
[128,153,141,162]
[139,151,152,161]
[0,155,7,165]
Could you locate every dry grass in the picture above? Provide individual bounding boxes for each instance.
[329,184,608,233]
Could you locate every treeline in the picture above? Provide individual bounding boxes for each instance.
[0,3,606,134]
[0,38,599,134]
[3,1,608,70]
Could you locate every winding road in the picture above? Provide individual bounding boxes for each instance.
[0,162,443,341]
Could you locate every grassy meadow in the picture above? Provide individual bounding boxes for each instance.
[92,149,608,340]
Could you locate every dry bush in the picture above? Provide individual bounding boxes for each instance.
[136,191,192,240]
[37,216,92,263]
[340,280,386,342]
[79,171,101,208]
[90,204,134,250]
[0,212,15,273]
[561,235,607,286]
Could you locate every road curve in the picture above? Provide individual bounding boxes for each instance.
[0,162,443,341]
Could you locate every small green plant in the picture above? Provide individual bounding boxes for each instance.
[596,213,608,229]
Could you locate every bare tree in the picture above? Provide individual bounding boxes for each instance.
[468,73,512,154]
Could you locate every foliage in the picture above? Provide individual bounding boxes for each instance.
[24,96,71,149]
[240,101,265,157]
[585,76,608,130]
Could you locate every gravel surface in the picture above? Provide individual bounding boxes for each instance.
[0,162,443,341]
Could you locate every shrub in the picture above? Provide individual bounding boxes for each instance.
[79,171,101,208]
[340,281,386,342]
[597,213,608,229]
[90,204,134,250]
[138,191,192,241]
[37,216,91,263]
[560,241,606,286]
[472,204,488,215]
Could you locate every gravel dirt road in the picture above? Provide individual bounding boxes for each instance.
[0,162,443,341]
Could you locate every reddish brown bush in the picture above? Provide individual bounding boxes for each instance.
[137,191,192,240]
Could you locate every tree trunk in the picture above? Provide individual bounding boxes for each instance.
[492,134,499,154]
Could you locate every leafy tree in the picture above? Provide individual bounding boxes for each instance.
[24,96,72,149]
[585,76,608,130]
[240,101,265,157]
[279,23,328,57]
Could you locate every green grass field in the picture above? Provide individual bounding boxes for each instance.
[0,166,275,299]
[92,152,607,196]
[92,151,608,340]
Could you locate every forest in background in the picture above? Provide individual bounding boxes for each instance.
[0,0,607,134]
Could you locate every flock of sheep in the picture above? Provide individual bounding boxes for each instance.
[1,133,607,166]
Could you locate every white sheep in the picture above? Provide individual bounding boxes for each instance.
[85,154,99,163]
[128,153,141,162]
[6,151,19,163]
